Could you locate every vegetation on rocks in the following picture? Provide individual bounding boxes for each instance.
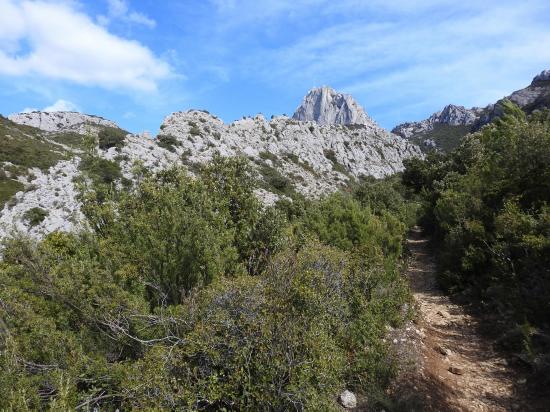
[0,153,414,410]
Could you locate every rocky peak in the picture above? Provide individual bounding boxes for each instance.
[531,69,550,85]
[431,104,481,126]
[8,111,119,134]
[292,86,375,126]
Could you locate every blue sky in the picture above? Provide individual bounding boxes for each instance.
[1,0,550,134]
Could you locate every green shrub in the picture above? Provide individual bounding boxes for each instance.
[80,157,122,185]
[23,207,48,226]
[402,101,550,367]
[189,126,201,136]
[299,192,405,258]
[0,177,24,208]
[259,163,294,196]
[0,156,411,410]
[156,134,181,152]
[98,127,127,150]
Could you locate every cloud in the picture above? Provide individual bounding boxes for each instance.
[43,99,79,112]
[98,0,156,28]
[0,0,170,91]
[233,0,550,124]
[20,99,80,113]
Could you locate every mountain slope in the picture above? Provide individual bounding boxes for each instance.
[1,100,421,240]
[393,70,550,151]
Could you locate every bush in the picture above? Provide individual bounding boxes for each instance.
[156,134,181,152]
[402,101,550,366]
[80,157,122,185]
[98,127,127,150]
[0,157,411,410]
[299,192,405,259]
[23,207,49,226]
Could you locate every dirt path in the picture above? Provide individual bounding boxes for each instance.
[398,227,525,411]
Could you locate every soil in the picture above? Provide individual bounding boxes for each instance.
[382,227,548,412]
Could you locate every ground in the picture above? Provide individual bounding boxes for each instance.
[379,227,548,412]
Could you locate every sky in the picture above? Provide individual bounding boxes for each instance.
[1,0,550,134]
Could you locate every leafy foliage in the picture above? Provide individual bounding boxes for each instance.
[0,156,413,410]
[402,101,550,379]
[98,127,127,150]
[156,134,181,152]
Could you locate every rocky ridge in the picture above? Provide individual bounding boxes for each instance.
[393,104,483,141]
[1,96,422,240]
[392,69,550,151]
[292,86,375,126]
[8,111,119,134]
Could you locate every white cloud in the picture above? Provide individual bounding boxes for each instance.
[19,99,80,113]
[0,0,169,91]
[99,0,156,28]
[43,99,79,112]
[238,0,550,125]
[126,12,156,28]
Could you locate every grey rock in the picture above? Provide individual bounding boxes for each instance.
[293,86,374,126]
[1,94,423,241]
[338,389,357,408]
[532,69,550,84]
[8,111,119,134]
[158,110,421,198]
[393,69,550,151]
[392,104,482,140]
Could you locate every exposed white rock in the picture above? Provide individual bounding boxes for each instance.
[8,111,119,134]
[0,92,424,242]
[158,110,421,198]
[293,86,374,126]
[0,159,85,240]
[103,133,179,179]
[338,390,357,408]
[392,104,483,140]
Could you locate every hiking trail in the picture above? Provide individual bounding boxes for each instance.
[396,226,527,411]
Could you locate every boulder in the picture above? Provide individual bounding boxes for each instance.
[338,390,357,409]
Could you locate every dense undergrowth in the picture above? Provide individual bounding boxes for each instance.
[402,101,550,384]
[0,153,415,410]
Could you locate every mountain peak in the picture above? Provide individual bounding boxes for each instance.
[532,69,550,85]
[292,86,375,126]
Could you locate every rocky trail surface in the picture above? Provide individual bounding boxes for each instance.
[389,227,544,411]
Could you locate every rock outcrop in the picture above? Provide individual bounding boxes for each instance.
[292,86,374,126]
[157,110,420,197]
[393,69,550,152]
[393,104,483,140]
[2,103,421,241]
[8,111,119,134]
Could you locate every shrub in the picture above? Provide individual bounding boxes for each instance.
[156,134,181,152]
[23,207,48,226]
[299,192,405,258]
[402,101,550,368]
[189,126,201,136]
[80,157,122,185]
[0,156,411,410]
[98,127,127,150]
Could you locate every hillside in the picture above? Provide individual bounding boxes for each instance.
[393,69,550,152]
[0,89,421,241]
